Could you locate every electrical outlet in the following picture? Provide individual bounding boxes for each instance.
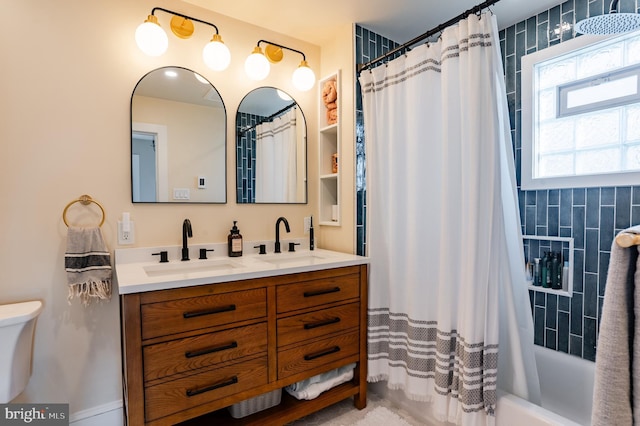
[304,216,311,233]
[118,221,135,245]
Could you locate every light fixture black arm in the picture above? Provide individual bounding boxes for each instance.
[150,7,220,34]
[257,39,306,61]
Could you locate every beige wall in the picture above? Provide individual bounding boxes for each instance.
[0,0,362,416]
[317,24,357,253]
[133,95,226,202]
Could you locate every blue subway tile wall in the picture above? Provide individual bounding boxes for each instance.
[356,0,640,362]
[501,0,640,361]
[354,25,400,256]
[235,113,262,203]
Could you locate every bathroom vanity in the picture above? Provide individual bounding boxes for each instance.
[117,246,368,425]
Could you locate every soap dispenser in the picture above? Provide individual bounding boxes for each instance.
[228,221,243,257]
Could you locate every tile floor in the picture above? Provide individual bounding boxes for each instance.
[286,391,425,425]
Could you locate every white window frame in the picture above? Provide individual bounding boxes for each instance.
[521,33,640,190]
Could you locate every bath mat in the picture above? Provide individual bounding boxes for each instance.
[352,406,412,426]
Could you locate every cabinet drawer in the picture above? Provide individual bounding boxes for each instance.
[277,303,359,347]
[276,274,359,314]
[141,288,266,340]
[278,331,359,380]
[143,322,267,382]
[144,356,268,422]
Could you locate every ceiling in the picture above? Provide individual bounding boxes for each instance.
[184,0,563,46]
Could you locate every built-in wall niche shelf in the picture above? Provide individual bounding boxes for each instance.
[523,235,574,297]
[318,70,341,226]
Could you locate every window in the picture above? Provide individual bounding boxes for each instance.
[521,30,640,190]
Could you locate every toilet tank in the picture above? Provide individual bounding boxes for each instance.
[0,301,43,403]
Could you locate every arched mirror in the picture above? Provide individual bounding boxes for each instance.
[236,87,307,203]
[131,66,226,203]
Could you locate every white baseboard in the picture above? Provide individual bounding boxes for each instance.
[69,400,123,426]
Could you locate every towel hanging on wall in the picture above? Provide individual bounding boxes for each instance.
[65,226,112,306]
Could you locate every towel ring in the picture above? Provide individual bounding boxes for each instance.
[63,195,105,227]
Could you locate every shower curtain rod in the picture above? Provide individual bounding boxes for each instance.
[357,0,501,73]
[239,102,297,134]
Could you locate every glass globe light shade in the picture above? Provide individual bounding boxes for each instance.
[202,34,231,71]
[292,60,316,91]
[244,47,270,81]
[135,15,168,57]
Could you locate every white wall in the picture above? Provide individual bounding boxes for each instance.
[1,0,325,417]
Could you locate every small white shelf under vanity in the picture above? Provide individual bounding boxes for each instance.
[318,70,341,226]
[523,235,574,297]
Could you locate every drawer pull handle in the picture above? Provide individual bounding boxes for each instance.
[185,341,238,358]
[304,317,341,330]
[303,287,340,298]
[183,304,236,319]
[304,346,341,361]
[186,376,238,397]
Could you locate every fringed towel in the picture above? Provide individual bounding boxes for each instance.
[65,226,112,306]
[591,225,640,425]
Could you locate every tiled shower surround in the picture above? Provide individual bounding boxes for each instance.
[355,0,640,361]
[236,112,262,203]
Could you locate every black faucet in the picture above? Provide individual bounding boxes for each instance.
[182,219,193,261]
[274,217,290,253]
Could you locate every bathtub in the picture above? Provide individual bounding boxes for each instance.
[371,345,595,425]
[497,345,594,426]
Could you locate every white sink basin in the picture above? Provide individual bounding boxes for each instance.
[259,252,328,267]
[144,259,239,277]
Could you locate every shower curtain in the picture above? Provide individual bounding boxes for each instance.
[360,13,540,426]
[255,107,298,202]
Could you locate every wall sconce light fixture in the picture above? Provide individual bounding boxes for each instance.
[244,40,316,91]
[135,7,231,71]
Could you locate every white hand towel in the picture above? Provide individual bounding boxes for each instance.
[286,364,355,400]
[65,226,112,306]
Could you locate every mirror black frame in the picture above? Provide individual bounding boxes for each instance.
[235,86,308,204]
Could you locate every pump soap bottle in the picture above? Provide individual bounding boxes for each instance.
[228,221,243,257]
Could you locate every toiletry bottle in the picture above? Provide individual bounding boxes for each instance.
[228,221,243,257]
[551,252,560,289]
[562,261,569,291]
[309,216,315,251]
[541,252,549,288]
[533,258,541,286]
[553,252,562,289]
[545,252,553,288]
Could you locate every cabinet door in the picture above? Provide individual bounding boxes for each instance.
[143,322,267,381]
[141,288,266,339]
[277,331,359,379]
[144,356,268,422]
[276,274,359,313]
[277,303,359,347]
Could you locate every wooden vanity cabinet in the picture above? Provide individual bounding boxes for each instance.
[120,265,368,425]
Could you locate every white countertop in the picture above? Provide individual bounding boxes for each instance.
[115,241,368,294]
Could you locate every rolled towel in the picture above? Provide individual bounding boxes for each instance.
[286,363,355,400]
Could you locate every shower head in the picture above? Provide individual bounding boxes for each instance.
[575,0,640,35]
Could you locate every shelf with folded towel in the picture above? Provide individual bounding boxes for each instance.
[523,235,574,298]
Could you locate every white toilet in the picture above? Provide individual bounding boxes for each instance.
[0,300,43,403]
